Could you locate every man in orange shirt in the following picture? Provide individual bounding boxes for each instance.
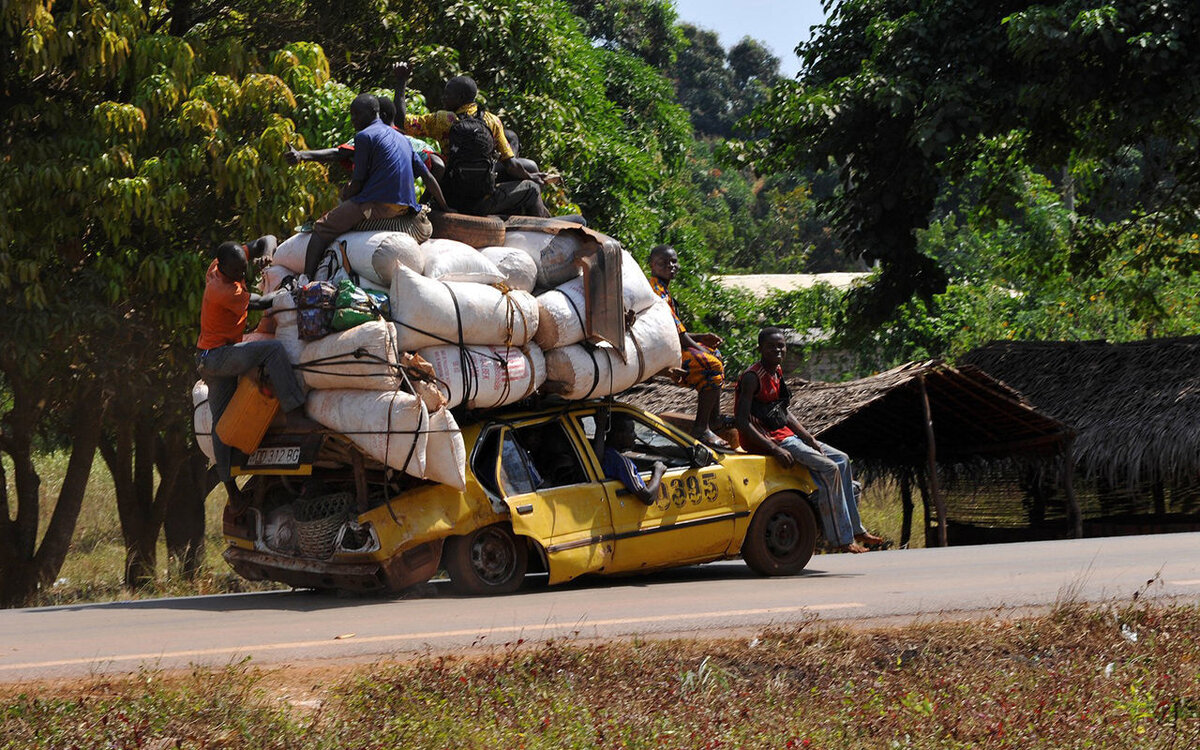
[197,239,305,494]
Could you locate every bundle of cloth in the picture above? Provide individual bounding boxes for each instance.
[193,220,682,491]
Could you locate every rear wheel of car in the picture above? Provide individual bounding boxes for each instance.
[742,493,817,576]
[444,523,529,595]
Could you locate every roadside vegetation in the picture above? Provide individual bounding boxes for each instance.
[3,601,1197,748]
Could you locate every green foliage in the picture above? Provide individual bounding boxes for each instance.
[747,0,1200,330]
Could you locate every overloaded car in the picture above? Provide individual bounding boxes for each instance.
[222,401,821,595]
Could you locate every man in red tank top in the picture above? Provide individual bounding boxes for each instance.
[735,327,884,553]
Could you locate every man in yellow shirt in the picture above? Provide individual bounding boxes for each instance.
[393,63,550,218]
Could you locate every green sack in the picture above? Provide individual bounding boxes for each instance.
[331,280,389,331]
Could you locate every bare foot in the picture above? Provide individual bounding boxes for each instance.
[692,428,730,450]
[838,542,869,554]
[856,531,885,546]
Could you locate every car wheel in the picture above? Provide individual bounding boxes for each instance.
[444,523,529,595]
[742,493,817,576]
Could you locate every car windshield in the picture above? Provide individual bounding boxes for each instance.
[577,411,693,470]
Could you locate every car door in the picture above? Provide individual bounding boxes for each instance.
[574,409,743,573]
[483,418,615,584]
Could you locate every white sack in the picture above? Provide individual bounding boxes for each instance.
[534,249,660,350]
[422,407,467,490]
[503,228,584,289]
[388,265,539,351]
[261,264,293,294]
[271,231,425,285]
[305,389,429,478]
[418,343,546,410]
[359,277,389,294]
[372,232,424,283]
[272,232,309,274]
[192,380,214,465]
[299,321,402,391]
[321,231,422,286]
[542,300,681,400]
[422,238,505,284]
[269,292,305,365]
[480,246,537,293]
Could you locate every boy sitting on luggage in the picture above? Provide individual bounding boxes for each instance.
[648,244,730,450]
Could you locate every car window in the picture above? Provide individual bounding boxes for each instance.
[512,421,587,487]
[578,411,693,470]
[499,432,540,496]
[471,427,503,498]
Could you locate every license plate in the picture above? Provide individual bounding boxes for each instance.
[246,446,302,467]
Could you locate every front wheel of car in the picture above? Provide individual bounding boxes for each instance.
[742,493,817,576]
[444,523,529,595]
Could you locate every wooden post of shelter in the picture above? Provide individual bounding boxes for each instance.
[915,466,933,548]
[1061,436,1081,539]
[899,471,914,549]
[918,374,949,547]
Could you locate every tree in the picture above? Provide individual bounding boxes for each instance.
[747,0,1200,330]
[727,36,780,126]
[0,0,723,604]
[0,0,336,603]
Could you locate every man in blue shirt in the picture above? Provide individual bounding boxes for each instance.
[302,93,449,278]
[593,410,666,506]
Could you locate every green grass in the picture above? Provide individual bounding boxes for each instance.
[2,602,1197,748]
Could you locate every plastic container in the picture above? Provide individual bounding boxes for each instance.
[215,376,280,454]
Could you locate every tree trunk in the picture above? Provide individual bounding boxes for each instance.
[0,388,103,608]
[163,443,216,580]
[103,407,173,590]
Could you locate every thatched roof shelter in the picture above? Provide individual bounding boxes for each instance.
[624,360,1070,465]
[963,337,1200,488]
[623,361,1075,546]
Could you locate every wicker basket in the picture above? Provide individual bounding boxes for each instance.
[295,492,353,559]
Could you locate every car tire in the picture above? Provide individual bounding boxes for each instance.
[429,210,506,248]
[444,523,529,595]
[742,492,817,576]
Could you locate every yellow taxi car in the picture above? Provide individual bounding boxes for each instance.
[222,401,820,595]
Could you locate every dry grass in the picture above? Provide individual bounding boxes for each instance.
[2,601,1197,748]
[4,452,281,607]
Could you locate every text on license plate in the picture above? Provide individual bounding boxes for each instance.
[247,446,302,466]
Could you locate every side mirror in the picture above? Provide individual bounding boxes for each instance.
[690,442,714,469]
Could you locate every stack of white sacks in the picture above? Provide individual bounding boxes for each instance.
[193,223,681,492]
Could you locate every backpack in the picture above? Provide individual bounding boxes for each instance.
[444,109,497,205]
[749,369,791,431]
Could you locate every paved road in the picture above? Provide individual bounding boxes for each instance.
[2,533,1198,682]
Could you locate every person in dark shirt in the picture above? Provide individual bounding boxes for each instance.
[299,93,448,278]
[286,95,444,179]
[393,62,550,218]
[592,410,666,506]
